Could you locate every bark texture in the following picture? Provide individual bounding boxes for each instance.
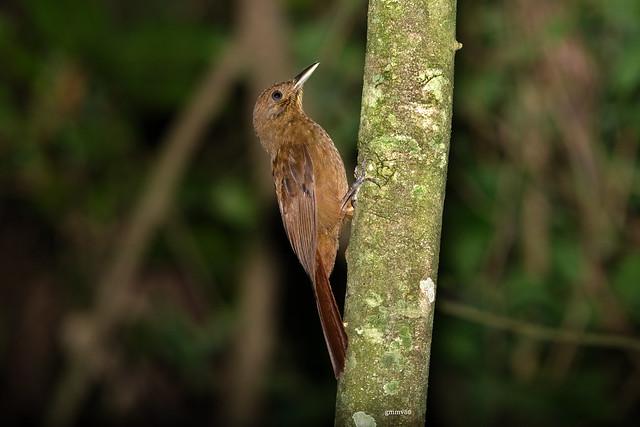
[335,0,458,425]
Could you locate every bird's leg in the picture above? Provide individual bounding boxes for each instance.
[341,158,378,218]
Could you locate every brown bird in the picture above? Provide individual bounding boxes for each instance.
[253,62,350,378]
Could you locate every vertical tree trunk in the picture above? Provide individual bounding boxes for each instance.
[335,0,458,425]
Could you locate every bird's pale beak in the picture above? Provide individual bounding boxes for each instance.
[293,62,320,91]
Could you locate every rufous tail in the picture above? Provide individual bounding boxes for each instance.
[313,252,348,378]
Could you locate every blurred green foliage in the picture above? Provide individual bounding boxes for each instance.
[0,0,639,426]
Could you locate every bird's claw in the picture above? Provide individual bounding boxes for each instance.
[340,158,378,213]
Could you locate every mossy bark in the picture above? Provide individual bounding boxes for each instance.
[335,0,458,426]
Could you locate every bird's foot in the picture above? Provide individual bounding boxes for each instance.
[340,158,379,216]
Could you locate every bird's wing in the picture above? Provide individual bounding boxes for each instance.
[273,143,317,278]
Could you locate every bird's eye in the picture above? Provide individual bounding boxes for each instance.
[271,90,282,101]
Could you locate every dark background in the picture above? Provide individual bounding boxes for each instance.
[1,0,639,426]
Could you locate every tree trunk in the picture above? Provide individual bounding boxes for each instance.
[335,0,458,425]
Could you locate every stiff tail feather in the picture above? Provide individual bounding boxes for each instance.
[313,252,348,378]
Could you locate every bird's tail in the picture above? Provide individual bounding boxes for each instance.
[313,252,348,378]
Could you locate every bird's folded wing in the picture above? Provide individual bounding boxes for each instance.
[273,143,317,278]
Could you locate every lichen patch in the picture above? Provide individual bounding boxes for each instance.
[353,411,377,427]
[419,277,436,304]
[422,74,447,103]
[365,292,384,308]
[362,326,384,344]
[383,380,400,395]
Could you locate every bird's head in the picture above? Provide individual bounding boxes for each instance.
[252,62,319,151]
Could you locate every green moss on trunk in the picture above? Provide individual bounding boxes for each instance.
[335,0,458,425]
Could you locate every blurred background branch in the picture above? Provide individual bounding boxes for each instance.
[438,299,640,353]
[48,41,244,427]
